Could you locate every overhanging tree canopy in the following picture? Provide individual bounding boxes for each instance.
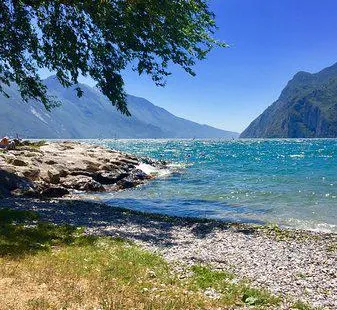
[0,0,225,114]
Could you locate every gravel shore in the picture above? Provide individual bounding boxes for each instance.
[0,198,336,309]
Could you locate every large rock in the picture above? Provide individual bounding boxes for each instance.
[62,176,105,192]
[0,169,36,197]
[0,141,165,198]
[41,187,69,198]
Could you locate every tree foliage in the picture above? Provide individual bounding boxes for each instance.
[0,0,225,114]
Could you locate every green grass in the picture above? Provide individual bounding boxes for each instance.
[190,265,280,306]
[259,223,323,243]
[0,208,83,257]
[0,208,284,309]
[191,265,235,289]
[25,140,47,148]
[291,300,322,310]
[326,242,337,252]
[16,140,47,150]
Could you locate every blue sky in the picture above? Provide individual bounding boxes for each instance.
[41,0,337,133]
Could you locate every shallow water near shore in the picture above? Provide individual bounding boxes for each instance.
[85,139,337,233]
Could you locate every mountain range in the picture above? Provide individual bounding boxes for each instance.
[0,76,238,139]
[241,63,337,138]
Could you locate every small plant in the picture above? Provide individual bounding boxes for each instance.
[326,243,337,252]
[241,287,280,306]
[190,265,234,290]
[27,297,51,309]
[296,272,307,279]
[189,264,280,307]
[292,300,321,310]
[16,140,47,149]
[262,223,299,241]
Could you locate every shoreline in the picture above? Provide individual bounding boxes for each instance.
[1,197,336,309]
[75,195,337,235]
[1,140,336,308]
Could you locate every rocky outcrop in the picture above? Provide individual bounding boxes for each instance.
[0,141,164,198]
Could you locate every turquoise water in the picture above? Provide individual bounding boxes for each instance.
[90,139,337,232]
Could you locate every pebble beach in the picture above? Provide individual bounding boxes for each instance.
[1,197,336,309]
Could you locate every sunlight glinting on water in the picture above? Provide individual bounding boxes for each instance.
[86,139,337,233]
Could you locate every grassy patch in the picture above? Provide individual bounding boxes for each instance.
[326,242,337,253]
[191,265,235,289]
[0,208,283,309]
[260,223,298,241]
[20,140,47,149]
[0,208,82,257]
[259,223,322,243]
[292,300,322,310]
[190,265,280,306]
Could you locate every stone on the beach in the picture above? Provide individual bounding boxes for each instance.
[7,141,16,150]
[62,176,105,192]
[59,169,69,178]
[22,168,40,180]
[7,158,28,166]
[130,169,150,180]
[11,187,38,197]
[45,159,57,165]
[40,186,70,198]
[116,177,141,189]
[95,171,128,184]
[47,170,61,184]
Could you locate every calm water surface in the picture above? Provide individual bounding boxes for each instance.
[87,139,337,233]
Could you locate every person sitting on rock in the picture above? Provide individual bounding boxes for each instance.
[0,137,16,150]
[7,140,16,150]
[0,136,9,149]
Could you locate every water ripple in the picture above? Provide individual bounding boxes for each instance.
[87,139,337,233]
